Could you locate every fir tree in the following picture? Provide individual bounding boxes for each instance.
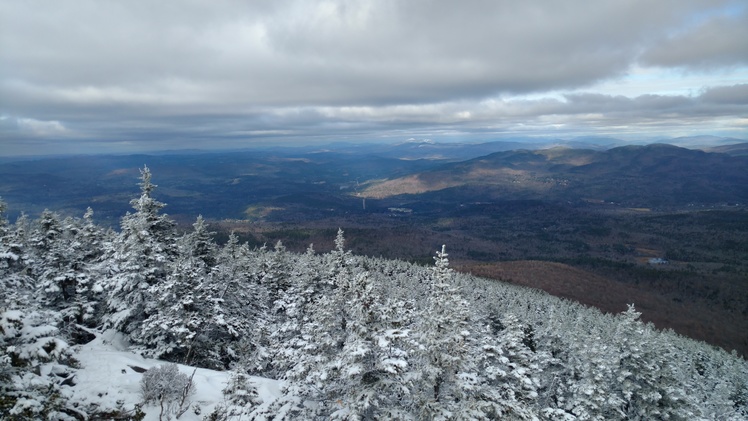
[103,166,176,334]
[136,252,206,362]
[194,232,268,369]
[474,313,539,419]
[327,272,413,419]
[210,362,263,419]
[0,198,15,275]
[262,240,291,306]
[34,211,105,322]
[32,210,74,309]
[611,305,695,420]
[184,215,217,268]
[413,245,484,420]
[0,213,34,309]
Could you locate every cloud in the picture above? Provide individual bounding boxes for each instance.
[0,0,746,154]
[16,117,68,136]
[4,0,734,106]
[640,6,748,69]
[700,84,748,104]
[0,115,68,137]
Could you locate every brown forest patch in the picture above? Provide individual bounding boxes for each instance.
[459,260,748,356]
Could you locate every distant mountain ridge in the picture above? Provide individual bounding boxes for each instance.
[361,143,748,207]
[704,142,748,156]
[2,141,747,224]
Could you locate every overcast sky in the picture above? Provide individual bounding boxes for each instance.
[1,0,747,155]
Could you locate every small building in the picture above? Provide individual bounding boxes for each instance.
[648,257,669,265]
[388,207,413,215]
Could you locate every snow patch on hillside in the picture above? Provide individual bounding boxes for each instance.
[70,330,282,420]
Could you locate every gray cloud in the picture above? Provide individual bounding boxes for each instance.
[700,84,748,104]
[640,8,748,69]
[1,0,746,155]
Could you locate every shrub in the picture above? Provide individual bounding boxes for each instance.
[140,364,195,420]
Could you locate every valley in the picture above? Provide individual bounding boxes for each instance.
[213,202,748,356]
[1,140,747,355]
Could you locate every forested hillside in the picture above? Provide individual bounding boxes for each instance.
[1,167,747,420]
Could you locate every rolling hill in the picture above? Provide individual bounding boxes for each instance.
[361,144,748,207]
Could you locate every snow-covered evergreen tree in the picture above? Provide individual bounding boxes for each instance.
[0,198,9,264]
[413,245,484,420]
[263,233,413,419]
[0,309,81,419]
[0,198,17,280]
[264,243,320,377]
[274,232,353,418]
[102,166,176,335]
[34,211,105,325]
[544,327,621,419]
[474,313,539,419]
[33,213,77,312]
[0,213,35,310]
[184,215,217,269]
[30,209,62,257]
[611,304,695,420]
[136,251,206,362]
[134,216,218,363]
[322,271,412,419]
[9,212,32,274]
[188,232,268,370]
[209,363,263,420]
[262,240,291,304]
[70,208,110,326]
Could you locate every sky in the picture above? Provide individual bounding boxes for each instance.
[1,0,747,155]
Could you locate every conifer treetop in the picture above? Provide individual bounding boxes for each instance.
[0,197,7,230]
[138,165,156,196]
[335,228,345,253]
[129,165,167,216]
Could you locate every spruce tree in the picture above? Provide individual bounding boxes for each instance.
[414,245,482,420]
[103,166,176,334]
[612,305,694,420]
[328,271,414,419]
[0,198,13,275]
[184,215,217,268]
[194,232,268,369]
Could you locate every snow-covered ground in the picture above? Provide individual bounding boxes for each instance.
[69,330,282,420]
